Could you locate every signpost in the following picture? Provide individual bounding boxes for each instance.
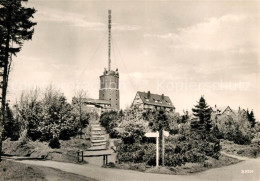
[162,130,169,166]
[145,131,159,167]
[145,130,169,167]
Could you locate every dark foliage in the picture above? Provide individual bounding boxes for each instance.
[2,104,20,141]
[117,143,156,165]
[100,110,120,138]
[190,96,221,159]
[191,96,212,135]
[247,110,256,128]
[48,137,60,149]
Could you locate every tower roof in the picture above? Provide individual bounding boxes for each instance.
[101,69,119,77]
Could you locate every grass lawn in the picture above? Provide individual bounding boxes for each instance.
[2,138,91,163]
[221,140,260,158]
[0,160,97,181]
[110,153,240,175]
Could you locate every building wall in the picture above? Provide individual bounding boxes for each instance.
[132,93,142,106]
[99,71,120,110]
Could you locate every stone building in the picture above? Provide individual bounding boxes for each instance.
[211,105,247,117]
[79,10,120,111]
[131,91,175,111]
[99,68,120,110]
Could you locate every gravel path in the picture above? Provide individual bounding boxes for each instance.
[17,157,260,181]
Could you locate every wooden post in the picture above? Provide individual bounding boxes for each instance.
[162,131,165,167]
[103,155,106,166]
[162,130,169,167]
[81,151,83,162]
[156,136,159,167]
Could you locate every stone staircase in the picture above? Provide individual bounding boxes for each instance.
[87,115,109,151]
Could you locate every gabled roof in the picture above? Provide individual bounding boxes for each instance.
[137,91,175,108]
[213,106,233,114]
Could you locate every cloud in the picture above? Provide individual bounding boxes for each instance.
[36,8,105,29]
[35,7,141,31]
[112,23,141,31]
[144,14,259,53]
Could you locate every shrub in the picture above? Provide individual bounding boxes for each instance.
[59,129,77,140]
[48,137,60,149]
[117,143,156,165]
[100,111,120,138]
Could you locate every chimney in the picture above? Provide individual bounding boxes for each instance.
[147,91,151,98]
[161,94,164,100]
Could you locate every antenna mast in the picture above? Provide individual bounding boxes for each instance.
[108,10,111,71]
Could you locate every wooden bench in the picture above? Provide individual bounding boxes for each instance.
[83,150,112,166]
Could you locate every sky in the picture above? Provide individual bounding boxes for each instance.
[8,0,260,119]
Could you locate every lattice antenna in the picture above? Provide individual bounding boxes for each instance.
[108,10,111,71]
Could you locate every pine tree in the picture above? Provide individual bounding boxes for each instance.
[191,96,221,159]
[0,0,36,161]
[2,103,20,141]
[247,110,256,128]
[191,96,212,136]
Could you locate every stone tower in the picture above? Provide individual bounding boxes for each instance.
[99,10,120,110]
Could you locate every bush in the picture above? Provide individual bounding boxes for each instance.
[27,129,42,141]
[48,137,60,149]
[100,111,120,138]
[117,143,156,165]
[59,129,76,140]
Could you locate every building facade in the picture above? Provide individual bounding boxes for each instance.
[132,91,175,111]
[99,68,120,110]
[211,105,247,117]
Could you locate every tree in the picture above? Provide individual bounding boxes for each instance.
[247,109,256,128]
[71,89,90,138]
[0,0,36,161]
[40,86,73,140]
[191,96,212,136]
[191,96,221,159]
[15,88,42,141]
[2,103,20,141]
[147,109,170,166]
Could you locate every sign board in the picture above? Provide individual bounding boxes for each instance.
[163,130,169,137]
[145,132,159,138]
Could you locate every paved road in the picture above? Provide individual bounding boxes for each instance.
[17,158,260,181]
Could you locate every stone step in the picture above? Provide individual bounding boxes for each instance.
[92,142,107,146]
[91,139,107,143]
[91,129,106,133]
[90,121,100,123]
[89,121,100,124]
[91,135,106,139]
[91,127,102,131]
[91,125,102,129]
[91,132,106,136]
[90,124,101,126]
